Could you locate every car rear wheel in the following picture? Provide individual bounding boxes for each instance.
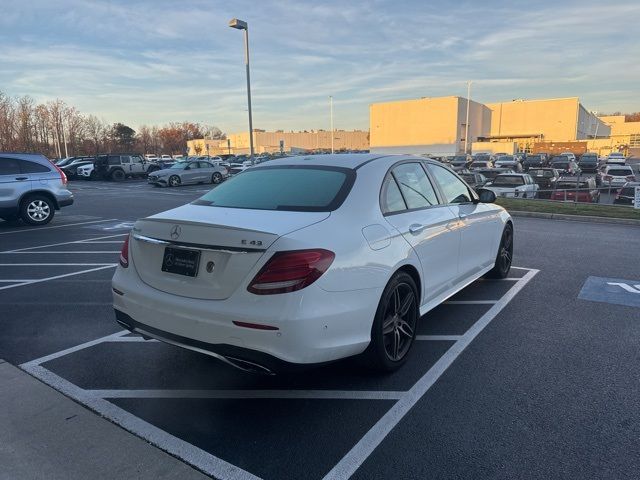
[211,172,223,184]
[111,169,126,182]
[20,195,55,226]
[168,175,181,187]
[364,271,418,372]
[485,223,513,279]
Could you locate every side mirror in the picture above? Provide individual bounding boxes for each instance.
[477,188,496,203]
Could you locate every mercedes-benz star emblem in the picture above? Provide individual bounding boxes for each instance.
[170,225,181,240]
[164,253,174,267]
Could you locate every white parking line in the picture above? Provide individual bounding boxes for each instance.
[2,233,127,253]
[0,218,118,235]
[323,268,539,480]
[20,364,260,480]
[0,265,117,291]
[91,389,404,401]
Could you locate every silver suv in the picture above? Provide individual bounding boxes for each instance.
[0,153,74,225]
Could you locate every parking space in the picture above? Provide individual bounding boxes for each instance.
[4,180,640,479]
[16,258,536,479]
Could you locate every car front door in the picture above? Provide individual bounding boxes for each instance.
[427,163,500,281]
[382,162,461,305]
[182,162,200,184]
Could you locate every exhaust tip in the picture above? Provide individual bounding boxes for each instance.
[224,356,276,375]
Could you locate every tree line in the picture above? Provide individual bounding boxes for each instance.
[0,91,225,159]
[606,112,640,122]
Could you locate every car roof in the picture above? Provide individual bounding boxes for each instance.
[0,152,51,163]
[256,153,413,170]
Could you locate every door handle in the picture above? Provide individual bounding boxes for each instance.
[409,223,426,234]
[15,176,29,181]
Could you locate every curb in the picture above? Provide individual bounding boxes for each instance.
[509,210,640,226]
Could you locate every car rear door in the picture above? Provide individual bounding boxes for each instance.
[0,157,30,213]
[129,155,144,175]
[427,163,500,280]
[18,159,56,190]
[381,162,461,304]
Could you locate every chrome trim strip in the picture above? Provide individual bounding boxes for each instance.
[132,233,257,254]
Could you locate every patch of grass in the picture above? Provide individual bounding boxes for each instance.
[495,198,640,220]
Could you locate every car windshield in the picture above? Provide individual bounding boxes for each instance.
[529,169,553,177]
[552,161,568,169]
[492,175,524,186]
[497,156,514,162]
[525,156,542,162]
[620,186,638,195]
[472,161,488,167]
[195,166,353,212]
[169,162,189,169]
[452,156,467,162]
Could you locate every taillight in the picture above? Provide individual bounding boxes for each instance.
[51,161,68,185]
[119,235,130,268]
[247,249,335,295]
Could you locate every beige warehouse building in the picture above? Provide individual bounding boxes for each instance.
[370,96,610,156]
[188,129,369,156]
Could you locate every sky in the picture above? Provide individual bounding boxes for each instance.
[1,0,639,134]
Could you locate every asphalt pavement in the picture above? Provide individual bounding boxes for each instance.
[1,178,639,479]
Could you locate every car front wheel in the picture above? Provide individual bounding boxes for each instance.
[211,172,223,184]
[364,271,418,372]
[485,223,513,279]
[168,175,181,187]
[20,195,55,225]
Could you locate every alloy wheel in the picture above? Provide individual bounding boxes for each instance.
[27,200,51,222]
[382,282,417,361]
[499,227,513,272]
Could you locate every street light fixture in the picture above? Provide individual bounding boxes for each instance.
[229,18,254,163]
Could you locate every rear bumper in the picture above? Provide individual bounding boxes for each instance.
[111,263,380,367]
[58,197,74,208]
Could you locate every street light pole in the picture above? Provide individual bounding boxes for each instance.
[329,96,334,154]
[229,18,255,164]
[464,81,472,154]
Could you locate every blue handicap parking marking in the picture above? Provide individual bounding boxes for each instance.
[578,276,640,308]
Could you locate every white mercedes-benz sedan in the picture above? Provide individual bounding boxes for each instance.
[112,154,513,374]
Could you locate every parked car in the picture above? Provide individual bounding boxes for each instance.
[613,182,640,206]
[0,153,74,225]
[578,153,599,173]
[560,152,577,162]
[550,156,581,175]
[113,154,513,374]
[59,156,95,179]
[449,154,472,170]
[493,155,523,172]
[148,160,228,187]
[475,167,514,182]
[528,168,560,198]
[93,154,162,181]
[470,159,494,170]
[160,155,173,161]
[597,165,636,190]
[484,173,538,198]
[606,152,627,165]
[76,162,96,179]
[551,177,600,203]
[459,172,488,191]
[522,154,547,170]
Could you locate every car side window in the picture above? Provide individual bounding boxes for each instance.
[108,155,121,166]
[380,173,407,214]
[18,160,50,173]
[130,156,143,164]
[120,156,131,164]
[0,157,21,175]
[391,163,438,209]
[428,164,473,204]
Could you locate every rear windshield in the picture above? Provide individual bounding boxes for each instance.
[529,169,553,177]
[608,169,633,176]
[620,186,638,196]
[556,182,589,189]
[194,166,354,212]
[492,176,524,186]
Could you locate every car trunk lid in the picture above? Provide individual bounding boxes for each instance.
[130,204,329,300]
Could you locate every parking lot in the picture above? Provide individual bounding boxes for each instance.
[2,179,640,479]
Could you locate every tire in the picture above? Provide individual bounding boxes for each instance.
[20,195,55,226]
[485,223,513,279]
[363,271,419,372]
[111,169,126,182]
[168,175,181,187]
[211,172,223,184]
